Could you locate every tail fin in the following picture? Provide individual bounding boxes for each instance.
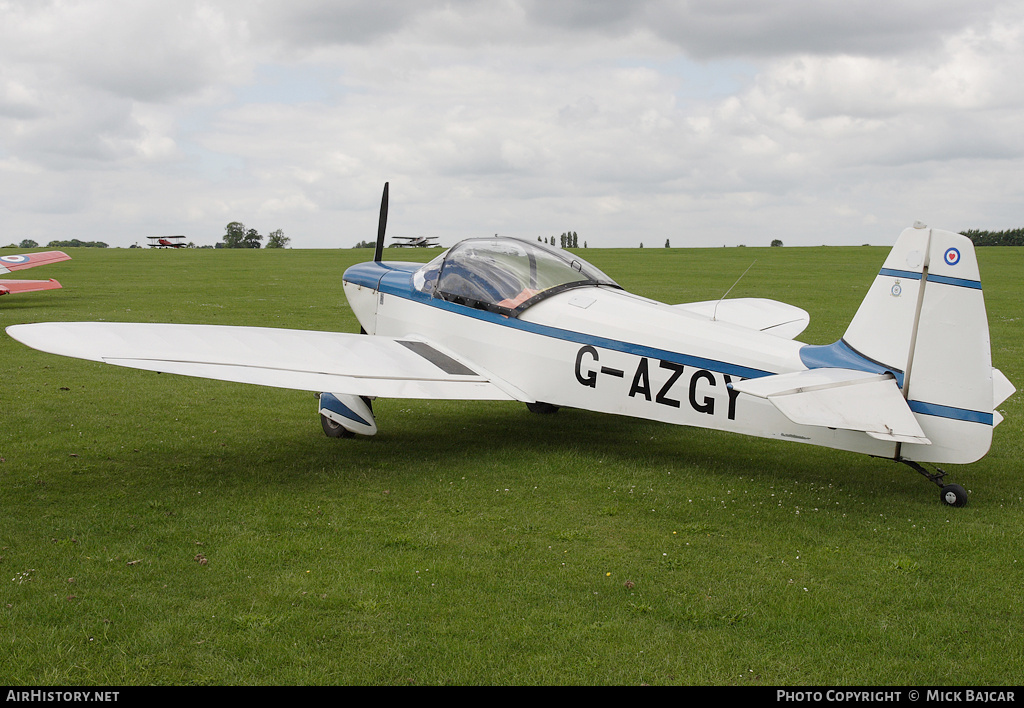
[802,224,1014,464]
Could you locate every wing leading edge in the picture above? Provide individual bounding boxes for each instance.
[6,322,515,401]
[0,251,71,274]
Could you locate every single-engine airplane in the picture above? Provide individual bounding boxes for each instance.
[6,185,1015,506]
[0,251,71,296]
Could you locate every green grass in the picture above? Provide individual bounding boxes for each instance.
[1,244,1021,686]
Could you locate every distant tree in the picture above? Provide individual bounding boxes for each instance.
[266,229,290,248]
[771,239,784,247]
[243,228,262,249]
[19,239,38,249]
[639,242,643,248]
[665,239,670,248]
[223,222,246,248]
[583,241,587,248]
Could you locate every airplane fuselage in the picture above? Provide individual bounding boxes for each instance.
[342,260,901,460]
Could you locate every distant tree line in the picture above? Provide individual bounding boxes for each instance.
[962,228,1024,246]
[4,238,108,248]
[45,239,108,248]
[216,222,290,249]
[536,232,583,248]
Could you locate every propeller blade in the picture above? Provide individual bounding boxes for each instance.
[374,182,389,262]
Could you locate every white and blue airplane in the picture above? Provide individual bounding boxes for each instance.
[6,185,1015,506]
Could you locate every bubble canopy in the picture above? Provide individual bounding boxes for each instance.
[413,238,620,316]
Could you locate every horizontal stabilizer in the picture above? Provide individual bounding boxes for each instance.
[6,322,516,401]
[994,368,1015,409]
[674,298,809,339]
[730,368,931,444]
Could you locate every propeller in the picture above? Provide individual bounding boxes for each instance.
[374,182,389,262]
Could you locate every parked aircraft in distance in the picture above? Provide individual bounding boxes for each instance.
[392,235,440,248]
[148,236,186,248]
[0,251,70,296]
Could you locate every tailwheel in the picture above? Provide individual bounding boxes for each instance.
[526,402,560,414]
[899,459,968,507]
[940,483,969,508]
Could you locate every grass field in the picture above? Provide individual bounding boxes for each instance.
[0,243,1021,686]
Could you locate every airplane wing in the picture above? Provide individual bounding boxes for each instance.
[729,368,931,444]
[0,279,62,296]
[5,322,517,401]
[673,298,810,339]
[0,251,71,274]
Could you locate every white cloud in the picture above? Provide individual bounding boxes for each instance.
[0,0,1022,249]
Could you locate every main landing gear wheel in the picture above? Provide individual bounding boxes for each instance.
[940,483,968,508]
[321,413,355,438]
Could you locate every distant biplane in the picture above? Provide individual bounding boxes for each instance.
[148,236,187,248]
[0,251,70,296]
[391,235,440,248]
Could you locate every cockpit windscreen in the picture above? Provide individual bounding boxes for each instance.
[413,238,619,315]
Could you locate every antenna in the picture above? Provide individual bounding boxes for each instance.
[712,260,756,321]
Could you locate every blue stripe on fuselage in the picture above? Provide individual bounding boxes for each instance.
[343,261,773,380]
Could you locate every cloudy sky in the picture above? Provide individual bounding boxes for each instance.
[2,0,1022,249]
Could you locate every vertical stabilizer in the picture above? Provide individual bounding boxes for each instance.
[840,224,1000,463]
